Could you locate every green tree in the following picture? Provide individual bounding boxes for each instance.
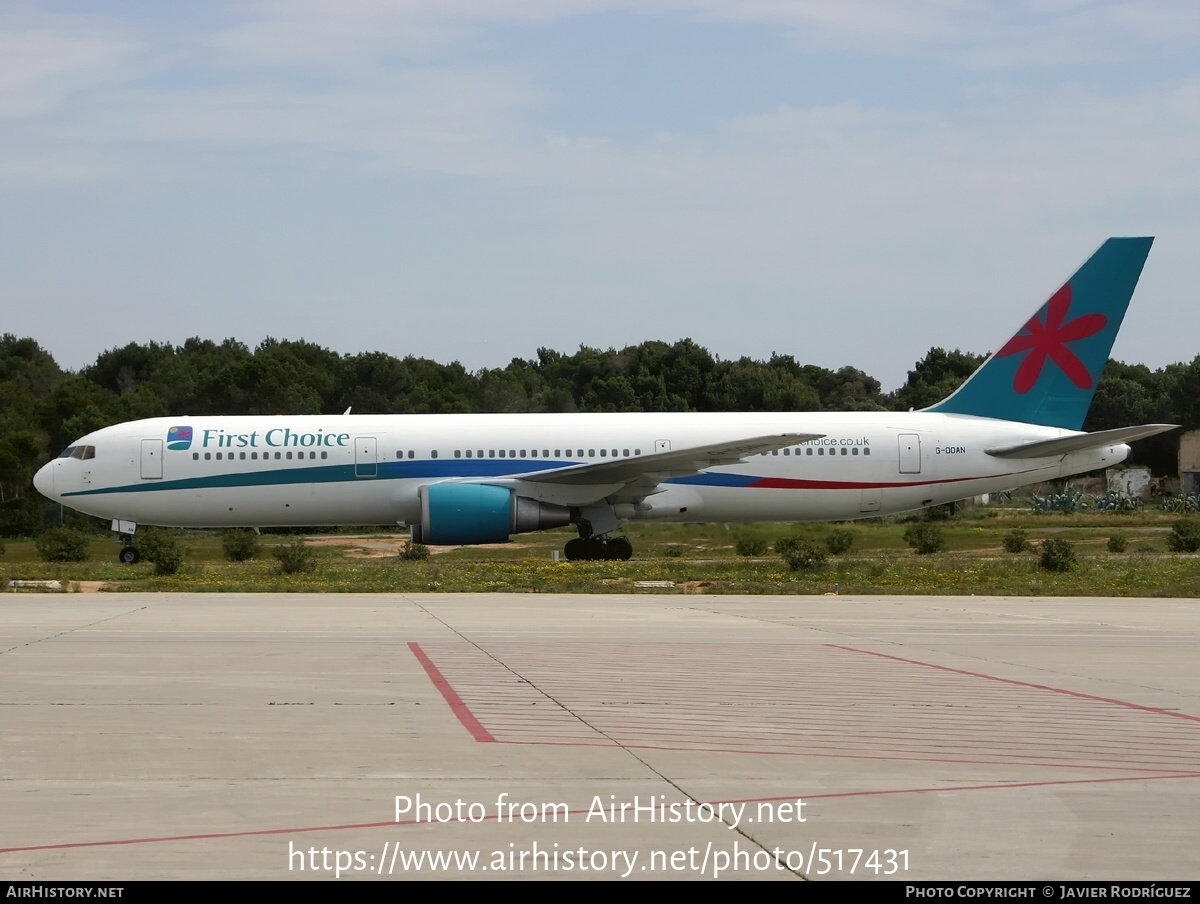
[889,348,985,411]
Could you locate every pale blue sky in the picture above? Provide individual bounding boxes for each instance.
[3,1,1198,392]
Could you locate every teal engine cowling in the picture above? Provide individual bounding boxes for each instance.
[414,484,571,545]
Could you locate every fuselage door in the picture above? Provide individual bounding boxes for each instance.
[898,434,921,474]
[355,436,378,478]
[140,439,163,479]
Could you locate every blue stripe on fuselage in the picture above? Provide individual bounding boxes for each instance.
[60,458,580,497]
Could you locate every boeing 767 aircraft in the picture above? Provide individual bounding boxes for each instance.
[34,237,1175,562]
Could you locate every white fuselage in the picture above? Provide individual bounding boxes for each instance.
[35,412,1129,533]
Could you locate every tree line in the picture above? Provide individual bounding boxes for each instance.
[2,333,1196,536]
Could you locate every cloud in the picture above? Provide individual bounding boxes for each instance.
[0,9,143,119]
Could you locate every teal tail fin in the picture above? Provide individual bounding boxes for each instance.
[926,237,1153,430]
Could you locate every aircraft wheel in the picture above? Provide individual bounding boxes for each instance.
[564,538,586,561]
[608,537,633,560]
[119,546,141,565]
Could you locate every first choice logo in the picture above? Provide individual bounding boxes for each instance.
[196,427,351,449]
[166,426,193,451]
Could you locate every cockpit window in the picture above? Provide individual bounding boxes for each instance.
[57,445,95,460]
[57,446,77,459]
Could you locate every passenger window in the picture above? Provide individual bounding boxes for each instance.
[498,450,505,458]
[431,451,437,459]
[321,451,327,459]
[465,450,472,458]
[205,452,211,460]
[852,448,858,455]
[864,448,871,456]
[193,453,199,461]
[806,448,813,456]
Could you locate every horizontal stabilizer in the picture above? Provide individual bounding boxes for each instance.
[514,433,824,486]
[985,424,1177,459]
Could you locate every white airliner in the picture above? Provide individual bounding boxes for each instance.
[34,238,1175,562]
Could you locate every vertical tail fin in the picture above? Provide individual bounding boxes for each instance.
[926,237,1153,429]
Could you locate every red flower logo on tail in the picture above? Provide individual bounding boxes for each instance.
[995,285,1106,394]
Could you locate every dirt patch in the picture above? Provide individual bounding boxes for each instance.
[69,581,110,593]
[302,535,537,557]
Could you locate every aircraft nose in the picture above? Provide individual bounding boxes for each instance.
[33,461,55,499]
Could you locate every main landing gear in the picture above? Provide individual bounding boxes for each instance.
[563,527,633,561]
[563,536,633,561]
[561,508,634,561]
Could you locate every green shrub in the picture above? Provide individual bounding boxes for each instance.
[221,528,261,562]
[1107,533,1128,553]
[152,542,184,575]
[774,536,800,556]
[824,529,855,555]
[663,545,684,558]
[272,538,316,574]
[1002,529,1031,553]
[735,537,768,557]
[903,523,945,555]
[35,527,90,562]
[135,528,185,574]
[1038,538,1076,572]
[782,540,827,572]
[401,542,430,561]
[1166,519,1200,553]
[136,528,174,563]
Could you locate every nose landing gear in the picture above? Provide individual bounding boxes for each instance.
[117,533,140,565]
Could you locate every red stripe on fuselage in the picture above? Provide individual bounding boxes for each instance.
[746,472,1026,491]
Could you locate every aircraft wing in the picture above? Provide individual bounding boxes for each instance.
[985,424,1177,459]
[510,433,823,486]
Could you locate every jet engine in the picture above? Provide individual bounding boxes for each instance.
[413,483,571,545]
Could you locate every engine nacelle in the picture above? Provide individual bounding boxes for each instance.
[414,483,571,545]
